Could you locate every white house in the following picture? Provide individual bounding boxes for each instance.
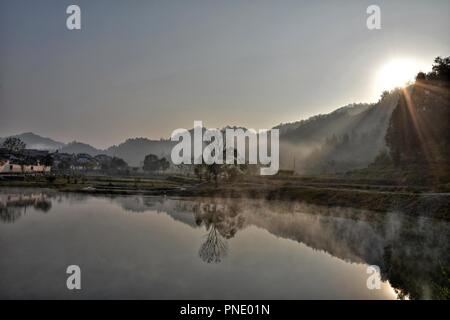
[0,160,51,174]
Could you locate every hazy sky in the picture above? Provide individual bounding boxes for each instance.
[1,0,449,148]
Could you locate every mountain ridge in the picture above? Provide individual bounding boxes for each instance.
[1,95,399,169]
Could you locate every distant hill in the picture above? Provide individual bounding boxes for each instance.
[60,141,103,156]
[0,133,175,166]
[0,132,65,151]
[276,95,400,174]
[0,95,398,171]
[277,103,372,143]
[106,138,175,167]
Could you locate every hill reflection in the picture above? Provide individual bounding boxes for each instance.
[112,196,450,300]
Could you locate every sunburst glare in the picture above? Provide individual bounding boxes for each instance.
[375,58,429,93]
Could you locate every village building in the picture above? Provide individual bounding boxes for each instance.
[0,148,52,174]
[0,160,51,174]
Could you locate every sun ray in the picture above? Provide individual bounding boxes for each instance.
[400,84,446,181]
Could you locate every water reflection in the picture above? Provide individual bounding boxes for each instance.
[0,189,53,223]
[110,196,450,300]
[0,188,449,299]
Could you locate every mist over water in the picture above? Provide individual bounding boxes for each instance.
[0,188,448,299]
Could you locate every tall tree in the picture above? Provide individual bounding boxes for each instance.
[143,154,169,172]
[2,137,26,152]
[110,157,128,171]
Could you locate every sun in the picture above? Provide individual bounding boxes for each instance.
[375,58,428,93]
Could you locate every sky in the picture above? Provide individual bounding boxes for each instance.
[1,0,449,148]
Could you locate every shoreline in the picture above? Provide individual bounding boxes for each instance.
[1,175,449,221]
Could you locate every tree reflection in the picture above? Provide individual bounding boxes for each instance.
[34,199,52,212]
[0,192,53,223]
[191,200,245,264]
[0,206,24,223]
[199,226,228,263]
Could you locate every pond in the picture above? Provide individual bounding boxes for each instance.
[0,187,448,299]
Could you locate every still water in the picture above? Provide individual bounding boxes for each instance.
[0,187,448,299]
